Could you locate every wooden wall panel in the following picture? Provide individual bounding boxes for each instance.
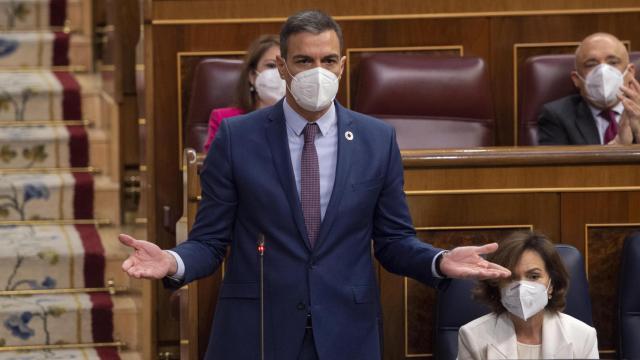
[587,225,640,357]
[490,12,640,144]
[174,147,640,359]
[406,227,529,357]
[144,0,640,358]
[150,0,640,20]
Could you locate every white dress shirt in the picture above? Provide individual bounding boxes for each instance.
[167,99,445,280]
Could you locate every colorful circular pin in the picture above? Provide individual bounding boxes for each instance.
[345,131,354,141]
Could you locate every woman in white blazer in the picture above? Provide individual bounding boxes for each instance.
[458,232,599,359]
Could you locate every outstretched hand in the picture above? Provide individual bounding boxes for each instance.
[119,234,177,279]
[439,243,511,280]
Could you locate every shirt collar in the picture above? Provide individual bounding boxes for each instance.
[587,100,625,119]
[283,98,336,136]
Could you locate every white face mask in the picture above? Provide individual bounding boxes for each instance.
[254,68,286,106]
[500,280,550,321]
[579,63,628,109]
[284,63,340,112]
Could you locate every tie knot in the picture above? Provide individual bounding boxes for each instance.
[600,110,617,124]
[303,123,319,144]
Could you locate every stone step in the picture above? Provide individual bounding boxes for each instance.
[67,0,92,36]
[89,127,117,180]
[100,224,148,290]
[69,34,93,71]
[94,175,120,225]
[74,73,102,127]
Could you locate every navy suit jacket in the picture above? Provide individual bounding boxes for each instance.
[168,100,445,360]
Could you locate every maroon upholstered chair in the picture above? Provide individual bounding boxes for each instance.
[518,52,640,146]
[186,58,243,151]
[353,54,495,150]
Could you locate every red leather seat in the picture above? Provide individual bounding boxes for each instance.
[353,54,495,149]
[518,52,640,145]
[186,58,243,151]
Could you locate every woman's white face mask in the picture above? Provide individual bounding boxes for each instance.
[254,68,286,106]
[283,62,340,112]
[578,63,629,109]
[500,279,551,321]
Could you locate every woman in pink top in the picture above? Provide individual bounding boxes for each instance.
[204,34,286,152]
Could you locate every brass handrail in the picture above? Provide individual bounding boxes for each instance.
[0,341,125,352]
[0,65,87,72]
[0,167,100,174]
[0,280,127,297]
[0,120,92,127]
[0,219,112,226]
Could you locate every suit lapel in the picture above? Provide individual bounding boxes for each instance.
[541,311,574,358]
[265,102,310,250]
[316,103,354,250]
[575,99,601,144]
[488,313,519,359]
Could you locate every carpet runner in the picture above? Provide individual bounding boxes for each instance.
[0,348,122,360]
[0,225,105,290]
[0,125,88,168]
[0,0,66,31]
[0,173,93,220]
[0,31,69,67]
[0,293,114,346]
[0,71,80,121]
[0,1,120,357]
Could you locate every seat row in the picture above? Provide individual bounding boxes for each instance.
[435,233,640,359]
[184,52,640,151]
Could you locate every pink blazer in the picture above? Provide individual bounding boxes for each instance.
[203,107,245,152]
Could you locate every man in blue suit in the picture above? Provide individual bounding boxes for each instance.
[119,10,510,360]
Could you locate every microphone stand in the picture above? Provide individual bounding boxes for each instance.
[257,234,265,360]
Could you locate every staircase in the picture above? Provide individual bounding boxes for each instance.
[0,0,140,358]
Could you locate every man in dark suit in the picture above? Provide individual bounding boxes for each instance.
[538,32,640,145]
[118,10,510,360]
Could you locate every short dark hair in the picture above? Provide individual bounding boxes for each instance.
[472,231,570,314]
[279,10,343,59]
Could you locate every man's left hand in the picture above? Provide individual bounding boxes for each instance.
[439,243,511,280]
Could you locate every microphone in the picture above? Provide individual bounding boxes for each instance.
[257,233,266,360]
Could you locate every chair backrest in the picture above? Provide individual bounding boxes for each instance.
[618,232,640,359]
[353,54,495,149]
[555,245,593,325]
[434,244,592,360]
[518,52,640,145]
[185,58,243,151]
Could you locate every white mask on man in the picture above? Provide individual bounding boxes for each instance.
[254,68,286,106]
[500,280,551,321]
[579,63,628,109]
[284,63,340,112]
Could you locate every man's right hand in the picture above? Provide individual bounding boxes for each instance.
[617,77,640,144]
[119,234,177,279]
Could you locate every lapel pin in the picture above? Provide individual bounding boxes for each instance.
[345,131,354,141]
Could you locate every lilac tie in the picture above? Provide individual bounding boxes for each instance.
[301,123,321,248]
[601,110,618,144]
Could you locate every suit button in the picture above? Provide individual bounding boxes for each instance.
[297,302,306,311]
